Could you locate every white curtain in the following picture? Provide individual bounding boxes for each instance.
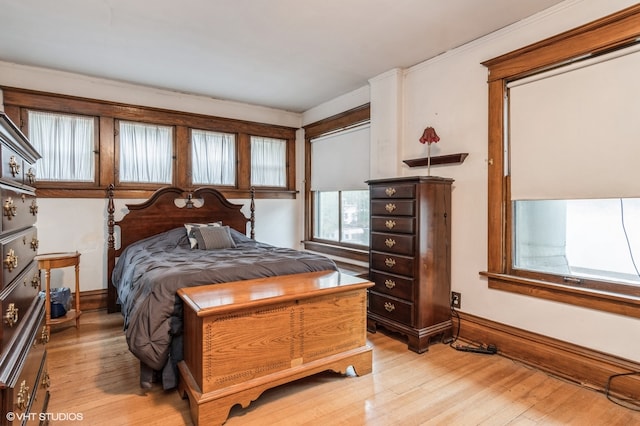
[28,111,95,181]
[191,130,235,185]
[119,121,172,184]
[250,136,286,187]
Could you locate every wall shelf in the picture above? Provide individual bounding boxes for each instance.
[403,153,468,168]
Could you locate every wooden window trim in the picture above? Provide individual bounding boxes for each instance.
[303,104,370,261]
[1,87,297,199]
[481,4,640,317]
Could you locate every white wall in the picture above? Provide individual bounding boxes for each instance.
[387,0,640,362]
[0,62,303,292]
[302,0,640,363]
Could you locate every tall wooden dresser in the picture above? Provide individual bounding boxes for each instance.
[0,113,48,425]
[367,176,453,353]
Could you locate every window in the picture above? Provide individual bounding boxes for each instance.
[303,105,370,261]
[309,120,371,250]
[118,121,173,184]
[28,110,96,182]
[513,199,640,293]
[315,190,370,246]
[482,7,640,317]
[250,136,286,187]
[5,87,297,198]
[505,43,640,296]
[191,129,235,185]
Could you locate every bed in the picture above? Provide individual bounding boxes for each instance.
[106,185,339,389]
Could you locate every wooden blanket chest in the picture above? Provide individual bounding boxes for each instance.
[177,270,373,425]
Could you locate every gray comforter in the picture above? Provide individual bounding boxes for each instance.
[112,226,337,388]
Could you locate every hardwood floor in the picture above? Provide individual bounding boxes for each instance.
[46,310,640,425]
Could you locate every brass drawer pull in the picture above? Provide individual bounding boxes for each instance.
[16,380,30,410]
[384,302,395,312]
[5,303,19,327]
[41,371,51,389]
[3,197,17,219]
[31,274,41,289]
[385,203,396,213]
[31,237,39,251]
[41,326,49,345]
[384,258,396,268]
[30,200,38,216]
[385,220,396,229]
[385,187,396,196]
[385,279,396,289]
[26,167,36,185]
[9,156,21,177]
[4,249,18,272]
[385,238,396,248]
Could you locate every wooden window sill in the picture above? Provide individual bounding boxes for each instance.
[480,271,640,319]
[303,241,369,263]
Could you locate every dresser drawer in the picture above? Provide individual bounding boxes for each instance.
[370,183,415,199]
[368,292,413,327]
[25,352,49,426]
[370,251,414,277]
[1,227,38,289]
[2,300,47,424]
[371,232,414,256]
[371,216,415,234]
[369,271,414,300]
[371,200,414,216]
[1,145,26,187]
[1,187,38,235]
[0,262,40,347]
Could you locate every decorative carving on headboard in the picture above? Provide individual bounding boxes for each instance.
[185,192,195,209]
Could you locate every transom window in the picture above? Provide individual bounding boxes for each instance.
[191,129,236,186]
[118,121,173,184]
[250,136,286,187]
[28,110,96,182]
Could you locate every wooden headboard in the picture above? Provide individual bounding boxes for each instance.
[106,185,255,313]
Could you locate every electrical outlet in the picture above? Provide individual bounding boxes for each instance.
[451,291,461,309]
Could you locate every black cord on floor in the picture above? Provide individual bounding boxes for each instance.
[444,306,460,347]
[445,297,638,409]
[606,371,640,411]
[444,306,497,354]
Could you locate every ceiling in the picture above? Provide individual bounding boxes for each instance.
[0,0,565,113]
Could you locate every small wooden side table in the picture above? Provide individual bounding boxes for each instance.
[35,251,81,333]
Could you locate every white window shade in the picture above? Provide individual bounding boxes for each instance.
[310,123,370,191]
[508,44,640,200]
